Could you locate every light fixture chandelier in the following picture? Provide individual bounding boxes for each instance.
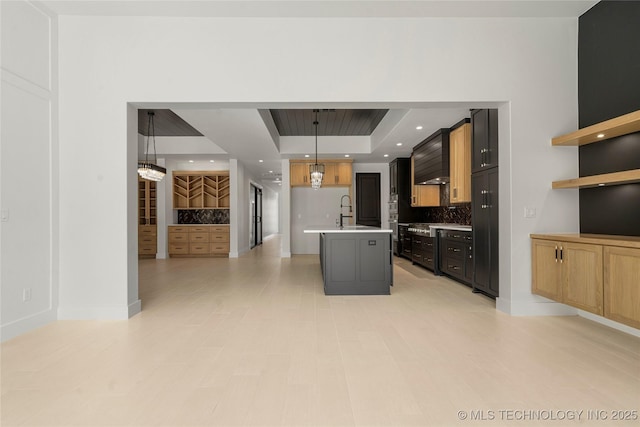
[309,109,325,189]
[137,111,166,182]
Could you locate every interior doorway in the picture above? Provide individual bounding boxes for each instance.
[250,184,263,249]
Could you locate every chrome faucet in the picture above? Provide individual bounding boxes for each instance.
[339,195,353,228]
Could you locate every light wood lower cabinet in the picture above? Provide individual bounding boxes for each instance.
[138,225,157,259]
[531,234,640,328]
[603,246,640,329]
[532,239,603,314]
[168,225,229,257]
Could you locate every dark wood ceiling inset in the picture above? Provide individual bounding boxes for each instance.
[269,109,388,136]
[138,109,203,136]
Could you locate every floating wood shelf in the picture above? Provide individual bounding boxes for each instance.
[552,169,640,189]
[552,110,640,146]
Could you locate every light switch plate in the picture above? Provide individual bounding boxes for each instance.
[524,206,536,218]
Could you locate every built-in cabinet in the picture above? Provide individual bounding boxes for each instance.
[290,160,352,187]
[531,234,640,328]
[410,155,440,207]
[471,109,499,172]
[531,238,603,315]
[449,121,472,203]
[173,171,230,209]
[138,177,157,258]
[411,234,435,270]
[471,109,499,297]
[168,225,230,257]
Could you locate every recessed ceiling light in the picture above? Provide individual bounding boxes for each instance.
[416,126,423,130]
[396,143,403,146]
[269,170,273,173]
[304,154,310,158]
[209,160,215,163]
[383,154,389,158]
[598,183,605,186]
[597,133,605,138]
[345,154,350,158]
[259,159,264,163]
[188,160,194,163]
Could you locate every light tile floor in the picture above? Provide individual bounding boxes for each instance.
[2,235,639,426]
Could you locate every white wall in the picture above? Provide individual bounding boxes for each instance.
[56,16,581,319]
[1,0,59,340]
[291,187,351,254]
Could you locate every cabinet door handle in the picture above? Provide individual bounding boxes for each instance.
[560,246,564,264]
[449,265,460,271]
[555,245,558,262]
[453,187,457,199]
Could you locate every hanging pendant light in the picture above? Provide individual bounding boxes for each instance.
[309,109,325,189]
[137,111,166,181]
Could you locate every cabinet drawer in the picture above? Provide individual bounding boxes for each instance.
[210,242,230,253]
[169,226,189,233]
[190,232,210,243]
[139,225,157,236]
[443,257,465,277]
[442,240,465,259]
[139,235,156,244]
[169,232,188,243]
[190,243,210,254]
[190,226,210,233]
[210,233,229,243]
[138,245,156,254]
[210,226,229,233]
[169,244,189,254]
[440,230,471,242]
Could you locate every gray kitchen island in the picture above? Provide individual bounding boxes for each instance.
[304,226,393,295]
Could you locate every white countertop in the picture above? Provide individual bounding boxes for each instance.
[169,223,230,226]
[429,224,472,232]
[304,225,392,234]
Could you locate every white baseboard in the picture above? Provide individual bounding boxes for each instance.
[577,310,640,338]
[57,304,131,320]
[280,251,291,258]
[128,299,141,317]
[497,298,578,316]
[1,308,57,342]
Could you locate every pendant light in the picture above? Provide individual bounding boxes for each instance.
[137,111,166,181]
[309,109,325,189]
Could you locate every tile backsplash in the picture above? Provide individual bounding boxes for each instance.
[178,209,230,224]
[421,203,472,225]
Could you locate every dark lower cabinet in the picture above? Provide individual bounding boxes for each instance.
[472,168,499,297]
[411,234,435,270]
[401,229,413,260]
[438,230,472,286]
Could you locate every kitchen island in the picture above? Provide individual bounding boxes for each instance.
[304,226,393,295]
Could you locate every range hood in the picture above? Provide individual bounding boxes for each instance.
[412,128,451,185]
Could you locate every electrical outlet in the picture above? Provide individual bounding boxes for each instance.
[1,209,8,222]
[23,288,32,302]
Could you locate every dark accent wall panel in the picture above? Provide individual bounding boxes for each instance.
[578,1,640,236]
[579,132,640,176]
[578,1,640,128]
[579,184,640,236]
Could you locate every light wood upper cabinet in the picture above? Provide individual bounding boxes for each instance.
[290,162,309,186]
[173,171,229,209]
[449,122,471,203]
[290,160,352,187]
[410,155,440,207]
[603,246,640,329]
